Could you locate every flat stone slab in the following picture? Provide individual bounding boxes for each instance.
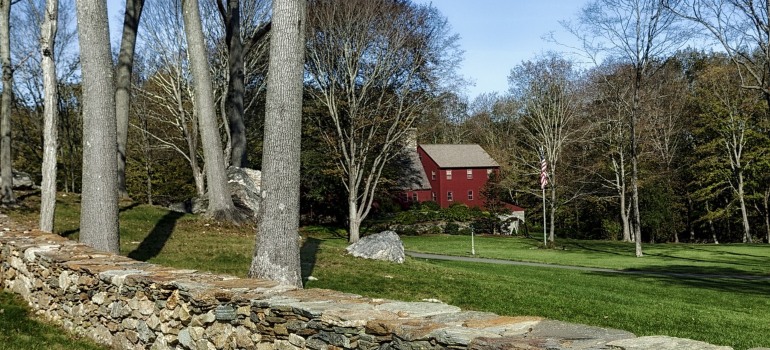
[375,301,462,318]
[607,336,733,350]
[526,320,636,349]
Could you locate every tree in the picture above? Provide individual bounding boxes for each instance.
[0,0,14,204]
[76,0,120,253]
[39,0,57,232]
[508,54,587,243]
[692,60,764,243]
[116,0,145,199]
[248,0,305,288]
[181,0,239,222]
[305,0,461,242]
[586,63,634,241]
[567,0,688,256]
[136,0,205,197]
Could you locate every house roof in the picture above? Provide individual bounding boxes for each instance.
[398,151,432,191]
[419,144,500,168]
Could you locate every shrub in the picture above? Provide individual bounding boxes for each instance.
[444,222,460,235]
[471,217,499,234]
[425,225,442,235]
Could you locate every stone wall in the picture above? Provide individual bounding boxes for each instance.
[0,219,734,350]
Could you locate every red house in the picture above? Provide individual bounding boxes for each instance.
[401,144,500,209]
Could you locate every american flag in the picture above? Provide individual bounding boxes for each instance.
[539,153,549,189]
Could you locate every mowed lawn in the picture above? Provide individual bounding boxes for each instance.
[401,234,770,276]
[3,194,770,350]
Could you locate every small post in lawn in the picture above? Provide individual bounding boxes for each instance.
[471,225,475,256]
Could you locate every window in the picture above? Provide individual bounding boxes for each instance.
[412,193,418,202]
[431,192,436,201]
[468,190,474,200]
[431,171,436,180]
[447,191,454,201]
[467,169,473,179]
[446,170,452,180]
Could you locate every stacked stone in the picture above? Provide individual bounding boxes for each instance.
[0,220,738,350]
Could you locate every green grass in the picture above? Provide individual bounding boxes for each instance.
[401,234,770,276]
[4,192,770,349]
[0,291,105,350]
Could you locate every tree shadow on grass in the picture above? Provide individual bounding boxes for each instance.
[119,202,140,212]
[127,211,183,261]
[301,237,322,284]
[593,264,770,296]
[60,228,79,237]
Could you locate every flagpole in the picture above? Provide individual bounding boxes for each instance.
[539,147,548,247]
[542,186,547,247]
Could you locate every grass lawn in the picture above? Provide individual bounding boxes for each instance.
[0,291,105,350]
[400,234,770,276]
[3,192,770,350]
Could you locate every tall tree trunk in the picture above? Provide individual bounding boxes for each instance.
[0,0,14,204]
[219,0,247,167]
[39,0,59,233]
[631,71,643,257]
[76,0,120,253]
[706,202,719,244]
[181,0,237,222]
[138,114,153,205]
[115,0,145,199]
[249,0,305,288]
[348,186,361,243]
[548,178,556,243]
[737,169,752,243]
[762,187,770,243]
[614,155,632,242]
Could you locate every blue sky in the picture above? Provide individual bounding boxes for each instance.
[106,0,590,100]
[417,1,590,99]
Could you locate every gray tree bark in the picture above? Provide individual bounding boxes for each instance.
[115,0,145,199]
[248,0,305,288]
[76,0,120,253]
[0,0,14,204]
[217,0,246,167]
[181,0,237,222]
[39,0,59,233]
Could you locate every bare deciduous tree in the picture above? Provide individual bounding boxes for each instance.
[76,0,120,253]
[136,0,205,196]
[248,0,305,288]
[509,54,586,243]
[566,0,688,256]
[305,0,461,242]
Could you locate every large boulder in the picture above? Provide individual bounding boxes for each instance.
[12,170,35,189]
[226,166,261,216]
[346,231,405,263]
[168,167,262,221]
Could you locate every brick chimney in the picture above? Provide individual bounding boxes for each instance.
[404,127,417,151]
